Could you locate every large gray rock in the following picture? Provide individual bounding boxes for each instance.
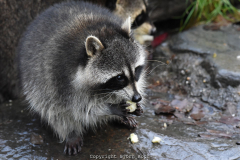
[169,25,240,87]
[151,24,240,110]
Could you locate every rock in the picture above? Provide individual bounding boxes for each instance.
[30,133,44,145]
[170,99,193,113]
[215,69,240,87]
[150,25,240,110]
[170,25,240,88]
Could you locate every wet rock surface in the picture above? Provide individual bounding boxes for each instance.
[1,98,240,159]
[170,24,240,87]
[152,25,240,112]
[1,25,240,159]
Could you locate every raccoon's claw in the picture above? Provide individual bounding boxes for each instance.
[119,102,130,108]
[126,116,138,128]
[134,103,143,116]
[121,102,131,115]
[122,108,130,113]
[121,116,138,128]
[64,137,83,155]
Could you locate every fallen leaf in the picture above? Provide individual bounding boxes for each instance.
[154,103,175,114]
[189,103,205,121]
[219,116,240,127]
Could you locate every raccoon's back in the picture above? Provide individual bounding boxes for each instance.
[18,1,122,59]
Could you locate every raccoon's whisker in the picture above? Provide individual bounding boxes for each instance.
[93,92,111,96]
[142,66,151,76]
[93,92,113,96]
[146,60,167,65]
[90,88,114,92]
[104,91,116,103]
[147,63,165,76]
[89,88,114,96]
[96,92,113,100]
[141,64,158,76]
[123,89,131,100]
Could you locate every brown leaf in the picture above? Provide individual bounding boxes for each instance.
[198,129,233,138]
[154,103,175,114]
[219,116,240,126]
[190,113,204,121]
[189,103,205,121]
[206,129,233,138]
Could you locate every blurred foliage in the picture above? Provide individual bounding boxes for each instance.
[180,0,240,31]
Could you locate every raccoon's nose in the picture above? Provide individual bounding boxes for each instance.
[132,93,142,102]
[150,26,157,35]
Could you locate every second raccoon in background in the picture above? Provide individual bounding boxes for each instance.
[85,0,156,44]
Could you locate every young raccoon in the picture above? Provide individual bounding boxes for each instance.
[86,0,156,44]
[17,1,146,155]
[86,0,148,25]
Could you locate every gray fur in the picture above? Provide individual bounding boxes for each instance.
[17,1,146,142]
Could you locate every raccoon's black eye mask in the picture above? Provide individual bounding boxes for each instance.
[96,65,144,93]
[131,10,148,29]
[97,74,129,92]
[135,65,144,81]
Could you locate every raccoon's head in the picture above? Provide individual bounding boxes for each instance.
[106,0,148,28]
[106,0,156,31]
[105,0,156,43]
[76,17,146,104]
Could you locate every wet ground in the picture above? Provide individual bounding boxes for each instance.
[1,24,240,160]
[1,94,240,159]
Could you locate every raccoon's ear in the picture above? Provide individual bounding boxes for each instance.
[85,36,104,57]
[121,17,131,35]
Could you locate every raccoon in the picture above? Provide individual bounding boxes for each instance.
[109,0,156,44]
[85,0,156,44]
[85,0,148,24]
[17,1,146,155]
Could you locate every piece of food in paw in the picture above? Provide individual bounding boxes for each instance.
[129,133,139,143]
[126,101,137,112]
[152,136,161,143]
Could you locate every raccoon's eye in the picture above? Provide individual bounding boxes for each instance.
[99,74,128,91]
[131,11,148,29]
[116,75,125,81]
[135,65,144,81]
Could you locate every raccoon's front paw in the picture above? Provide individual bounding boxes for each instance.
[121,116,138,128]
[121,102,143,116]
[120,102,131,115]
[64,136,83,155]
[133,103,143,116]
